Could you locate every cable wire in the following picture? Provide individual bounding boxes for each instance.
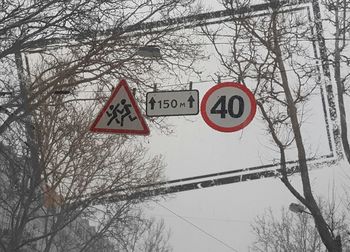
[151,213,250,223]
[156,202,240,252]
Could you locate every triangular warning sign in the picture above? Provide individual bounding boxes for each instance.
[90,79,150,135]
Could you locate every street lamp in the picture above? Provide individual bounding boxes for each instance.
[289,203,343,251]
[137,45,161,58]
[289,203,311,215]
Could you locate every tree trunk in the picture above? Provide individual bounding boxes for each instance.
[271,10,342,252]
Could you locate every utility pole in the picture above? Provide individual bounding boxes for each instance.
[8,51,43,251]
[14,51,41,187]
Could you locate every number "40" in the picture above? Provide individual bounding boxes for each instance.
[210,95,244,118]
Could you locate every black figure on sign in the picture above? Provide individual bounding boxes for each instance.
[106,99,137,127]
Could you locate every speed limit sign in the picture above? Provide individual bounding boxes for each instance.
[201,82,256,132]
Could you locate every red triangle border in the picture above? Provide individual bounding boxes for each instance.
[90,79,150,135]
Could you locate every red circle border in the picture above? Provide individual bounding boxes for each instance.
[200,82,257,132]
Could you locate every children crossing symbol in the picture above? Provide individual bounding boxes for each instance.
[90,79,150,135]
[106,99,137,127]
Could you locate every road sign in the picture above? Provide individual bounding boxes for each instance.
[146,90,199,116]
[201,82,256,132]
[90,79,150,135]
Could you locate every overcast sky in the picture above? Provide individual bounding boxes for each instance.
[142,0,350,251]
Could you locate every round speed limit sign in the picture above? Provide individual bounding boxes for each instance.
[201,82,256,132]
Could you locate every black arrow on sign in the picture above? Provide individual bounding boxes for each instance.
[149,97,156,110]
[187,95,195,108]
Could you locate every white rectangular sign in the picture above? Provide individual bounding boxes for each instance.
[146,90,199,116]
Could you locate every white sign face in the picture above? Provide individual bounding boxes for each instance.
[146,90,199,116]
[201,82,256,132]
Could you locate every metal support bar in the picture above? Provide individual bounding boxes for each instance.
[23,0,313,51]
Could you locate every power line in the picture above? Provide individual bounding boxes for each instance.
[193,33,350,41]
[151,213,250,223]
[156,202,240,252]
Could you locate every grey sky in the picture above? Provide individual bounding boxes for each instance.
[141,0,350,251]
